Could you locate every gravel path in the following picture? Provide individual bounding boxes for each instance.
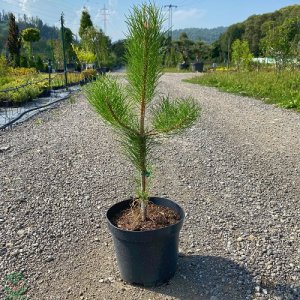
[1,73,299,300]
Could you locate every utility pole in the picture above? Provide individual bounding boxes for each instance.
[164,4,177,40]
[100,5,109,34]
[227,36,231,70]
[60,13,68,88]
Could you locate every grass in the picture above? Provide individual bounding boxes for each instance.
[2,272,28,300]
[186,70,300,111]
[163,67,193,73]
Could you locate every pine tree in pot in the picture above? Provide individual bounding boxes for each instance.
[85,3,200,287]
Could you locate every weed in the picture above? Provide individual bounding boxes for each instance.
[69,96,76,105]
[1,272,28,300]
[186,70,300,111]
[34,117,43,125]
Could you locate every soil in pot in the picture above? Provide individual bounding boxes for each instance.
[112,202,180,231]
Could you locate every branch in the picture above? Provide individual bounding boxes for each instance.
[104,97,138,134]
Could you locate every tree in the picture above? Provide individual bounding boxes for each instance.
[72,44,96,66]
[0,55,8,76]
[218,23,245,65]
[21,27,40,58]
[79,8,93,39]
[173,32,194,63]
[81,27,111,67]
[85,4,200,221]
[52,40,64,69]
[111,39,126,66]
[192,40,211,62]
[35,55,44,71]
[261,17,299,70]
[62,27,76,63]
[231,39,253,70]
[7,13,21,66]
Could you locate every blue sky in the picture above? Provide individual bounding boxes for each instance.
[1,0,299,41]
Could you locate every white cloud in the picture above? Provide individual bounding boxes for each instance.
[18,0,39,15]
[173,8,206,23]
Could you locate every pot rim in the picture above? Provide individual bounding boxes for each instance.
[106,196,185,234]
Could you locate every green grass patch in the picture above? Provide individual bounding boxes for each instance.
[186,70,300,111]
[163,67,193,73]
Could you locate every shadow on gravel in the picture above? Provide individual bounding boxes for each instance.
[260,281,300,300]
[148,255,255,300]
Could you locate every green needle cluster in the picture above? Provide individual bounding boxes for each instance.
[85,3,200,220]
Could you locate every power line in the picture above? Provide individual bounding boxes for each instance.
[100,4,109,34]
[164,4,177,39]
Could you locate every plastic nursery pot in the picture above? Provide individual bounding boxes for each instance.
[106,197,185,287]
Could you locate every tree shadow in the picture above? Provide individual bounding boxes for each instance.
[147,254,255,300]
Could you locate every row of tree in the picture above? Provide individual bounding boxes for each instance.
[212,4,300,68]
[2,8,123,71]
[3,4,300,72]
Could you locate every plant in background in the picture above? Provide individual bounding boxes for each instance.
[7,13,21,67]
[1,272,28,300]
[85,3,200,222]
[231,39,253,71]
[21,28,40,59]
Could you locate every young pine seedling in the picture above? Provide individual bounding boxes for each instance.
[85,3,200,222]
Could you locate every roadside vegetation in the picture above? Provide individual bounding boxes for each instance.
[0,59,84,105]
[1,4,300,110]
[186,4,300,112]
[186,70,300,111]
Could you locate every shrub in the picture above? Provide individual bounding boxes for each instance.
[187,70,300,111]
[0,55,8,77]
[82,69,97,79]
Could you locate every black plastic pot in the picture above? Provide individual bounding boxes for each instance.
[106,197,185,287]
[192,62,204,72]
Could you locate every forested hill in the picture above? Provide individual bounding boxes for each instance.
[214,4,300,58]
[0,12,59,54]
[172,27,227,43]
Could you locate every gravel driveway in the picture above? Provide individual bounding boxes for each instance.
[1,73,299,300]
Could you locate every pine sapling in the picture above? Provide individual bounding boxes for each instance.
[85,3,200,224]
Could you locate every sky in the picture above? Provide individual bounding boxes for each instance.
[1,0,299,41]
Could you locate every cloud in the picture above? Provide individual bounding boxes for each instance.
[173,8,206,23]
[18,0,39,15]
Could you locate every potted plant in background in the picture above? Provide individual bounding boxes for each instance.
[85,3,200,287]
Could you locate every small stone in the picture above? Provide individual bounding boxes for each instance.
[0,146,10,152]
[255,286,261,292]
[237,237,243,242]
[45,256,54,262]
[11,249,20,256]
[262,289,268,295]
[17,229,26,237]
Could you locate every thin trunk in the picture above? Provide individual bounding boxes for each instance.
[139,23,150,222]
[140,128,147,221]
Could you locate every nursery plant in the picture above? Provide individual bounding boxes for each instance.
[85,3,200,221]
[85,3,200,286]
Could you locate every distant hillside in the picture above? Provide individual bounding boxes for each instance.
[172,27,227,44]
[214,4,300,58]
[0,11,59,56]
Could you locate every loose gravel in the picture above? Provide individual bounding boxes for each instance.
[0,73,299,300]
